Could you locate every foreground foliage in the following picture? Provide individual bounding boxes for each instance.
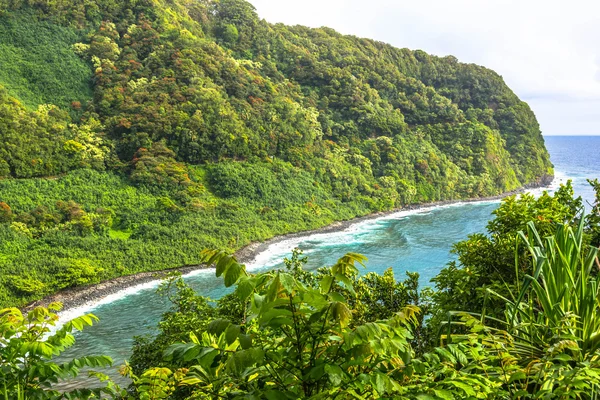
[129,216,600,399]
[430,181,583,333]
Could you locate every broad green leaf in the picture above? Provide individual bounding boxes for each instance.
[433,389,455,400]
[239,334,252,349]
[279,272,296,293]
[324,364,344,386]
[331,302,352,327]
[447,380,476,396]
[207,319,231,335]
[236,277,256,300]
[328,292,346,303]
[225,324,241,345]
[224,261,243,287]
[225,348,264,375]
[509,371,526,383]
[320,275,334,293]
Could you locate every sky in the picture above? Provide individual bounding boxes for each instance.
[250,0,600,136]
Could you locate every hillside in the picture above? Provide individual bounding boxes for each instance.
[0,0,553,307]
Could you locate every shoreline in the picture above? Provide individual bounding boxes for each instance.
[24,181,550,316]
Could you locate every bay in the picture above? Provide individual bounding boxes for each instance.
[56,135,600,386]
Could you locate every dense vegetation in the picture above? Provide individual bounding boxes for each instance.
[0,0,553,307]
[0,11,92,111]
[0,167,371,306]
[3,182,600,398]
[7,0,598,398]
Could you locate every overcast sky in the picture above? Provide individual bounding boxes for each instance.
[250,0,600,136]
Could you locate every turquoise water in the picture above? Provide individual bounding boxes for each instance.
[57,135,600,384]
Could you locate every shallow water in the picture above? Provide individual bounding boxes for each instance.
[56,135,600,387]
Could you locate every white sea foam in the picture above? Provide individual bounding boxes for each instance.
[246,200,498,270]
[57,280,162,325]
[526,172,566,197]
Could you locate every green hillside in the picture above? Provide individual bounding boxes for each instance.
[0,11,92,110]
[0,0,553,307]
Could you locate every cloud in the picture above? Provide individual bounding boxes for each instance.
[250,0,600,135]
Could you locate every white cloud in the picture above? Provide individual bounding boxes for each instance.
[250,0,600,135]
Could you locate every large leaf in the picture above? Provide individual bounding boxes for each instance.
[225,324,241,345]
[207,319,232,335]
[225,348,264,375]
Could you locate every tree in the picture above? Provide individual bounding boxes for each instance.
[131,142,191,189]
[132,251,420,398]
[0,202,12,223]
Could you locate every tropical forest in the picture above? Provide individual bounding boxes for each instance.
[0,0,598,398]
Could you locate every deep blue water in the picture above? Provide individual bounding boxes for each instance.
[544,136,600,208]
[57,135,600,385]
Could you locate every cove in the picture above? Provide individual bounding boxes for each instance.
[56,200,503,362]
[56,199,513,389]
[55,136,600,387]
